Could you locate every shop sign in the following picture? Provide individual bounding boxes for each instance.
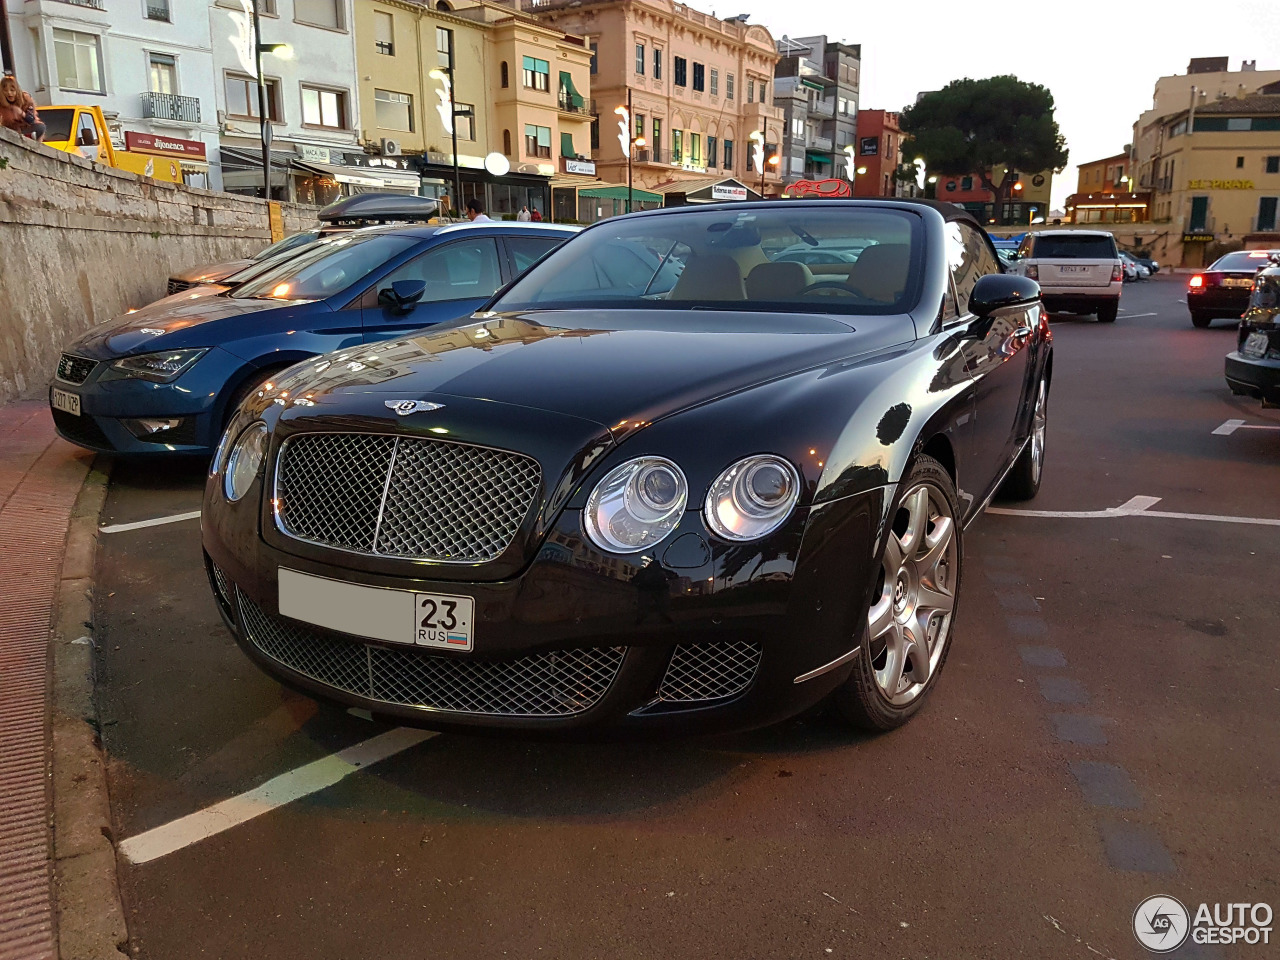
[1187,179,1254,190]
[1182,233,1215,242]
[299,145,331,164]
[123,132,206,160]
[712,184,748,201]
[564,159,596,175]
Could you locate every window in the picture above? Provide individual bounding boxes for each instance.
[302,86,346,128]
[503,129,511,154]
[295,0,341,30]
[379,239,502,304]
[722,139,733,169]
[1237,156,1245,169]
[1189,195,1209,232]
[635,43,645,75]
[747,79,753,103]
[652,118,661,156]
[374,12,394,55]
[726,73,734,100]
[507,236,564,273]
[225,74,280,121]
[791,117,804,138]
[1259,197,1278,232]
[673,56,687,87]
[145,0,170,21]
[689,133,700,165]
[590,116,599,149]
[500,61,508,88]
[961,176,973,190]
[524,123,551,158]
[148,54,176,95]
[635,114,644,137]
[692,62,704,92]
[589,42,597,75]
[1226,117,1251,131]
[234,235,417,302]
[455,102,474,140]
[53,29,102,93]
[710,68,718,97]
[522,56,549,92]
[436,27,452,69]
[1267,156,1279,174]
[947,222,1000,316]
[672,129,682,163]
[374,89,412,132]
[758,80,766,102]
[653,48,662,80]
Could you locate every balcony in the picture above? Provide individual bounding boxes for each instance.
[557,91,596,116]
[807,134,833,153]
[51,0,105,8]
[635,146,663,165]
[140,91,201,124]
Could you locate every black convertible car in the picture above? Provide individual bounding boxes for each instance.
[202,200,1052,737]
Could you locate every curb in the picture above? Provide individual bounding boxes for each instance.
[49,456,129,960]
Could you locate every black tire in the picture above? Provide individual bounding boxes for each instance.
[221,365,289,431]
[834,455,962,732]
[999,374,1047,501]
[1190,311,1212,328]
[1096,300,1118,323]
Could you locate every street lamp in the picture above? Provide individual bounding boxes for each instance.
[749,129,777,199]
[249,0,292,201]
[428,67,474,217]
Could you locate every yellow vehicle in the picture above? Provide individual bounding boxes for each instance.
[39,105,183,183]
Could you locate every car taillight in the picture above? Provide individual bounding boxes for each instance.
[1025,265,1038,281]
[1189,275,1204,288]
[1111,264,1124,282]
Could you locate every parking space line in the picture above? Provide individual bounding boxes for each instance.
[988,494,1280,527]
[99,510,201,534]
[1118,312,1157,318]
[1212,418,1280,436]
[117,727,436,865]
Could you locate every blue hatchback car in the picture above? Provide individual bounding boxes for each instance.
[50,222,577,455]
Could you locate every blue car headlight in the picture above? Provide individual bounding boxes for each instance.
[101,348,207,383]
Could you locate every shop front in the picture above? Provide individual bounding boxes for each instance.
[124,132,211,189]
[219,145,421,203]
[653,177,761,206]
[412,155,552,220]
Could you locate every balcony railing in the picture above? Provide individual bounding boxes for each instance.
[140,91,201,124]
[145,0,170,20]
[55,0,105,8]
[635,146,663,164]
[557,92,596,116]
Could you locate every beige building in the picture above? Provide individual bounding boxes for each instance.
[354,0,593,217]
[522,0,784,198]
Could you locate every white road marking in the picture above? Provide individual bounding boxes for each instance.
[987,495,1280,527]
[99,510,201,533]
[1212,419,1280,436]
[1118,312,1157,318]
[118,727,435,864]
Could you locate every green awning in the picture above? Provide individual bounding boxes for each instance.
[559,71,584,109]
[578,184,663,202]
[561,132,576,158]
[806,151,833,163]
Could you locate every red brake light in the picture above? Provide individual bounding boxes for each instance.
[1189,275,1204,288]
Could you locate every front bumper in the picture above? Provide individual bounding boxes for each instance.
[202,478,890,738]
[1225,351,1280,406]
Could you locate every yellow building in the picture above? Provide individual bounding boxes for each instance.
[354,0,594,217]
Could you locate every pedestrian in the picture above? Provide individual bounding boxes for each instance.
[516,205,531,222]
[0,76,43,141]
[530,206,543,222]
[465,198,493,222]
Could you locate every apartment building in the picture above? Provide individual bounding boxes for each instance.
[773,35,859,184]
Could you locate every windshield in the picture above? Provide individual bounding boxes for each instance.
[491,206,923,316]
[1211,251,1277,272]
[40,107,75,143]
[1031,235,1117,259]
[232,234,416,301]
[252,230,320,262]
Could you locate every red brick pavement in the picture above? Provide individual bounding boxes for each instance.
[0,403,92,960]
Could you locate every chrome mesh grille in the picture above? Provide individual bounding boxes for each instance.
[657,642,762,702]
[238,591,624,717]
[56,354,97,385]
[276,433,541,563]
[210,562,232,607]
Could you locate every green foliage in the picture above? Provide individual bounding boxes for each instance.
[149,230,161,239]
[901,76,1069,192]
[0,156,9,170]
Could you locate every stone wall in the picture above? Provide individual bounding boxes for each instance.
[0,127,319,403]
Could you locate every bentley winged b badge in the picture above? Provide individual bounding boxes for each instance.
[385,400,445,416]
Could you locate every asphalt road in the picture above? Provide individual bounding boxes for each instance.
[92,275,1278,960]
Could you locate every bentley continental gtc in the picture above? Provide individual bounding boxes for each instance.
[202,200,1052,736]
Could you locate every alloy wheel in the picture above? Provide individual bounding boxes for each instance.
[1030,378,1047,485]
[866,482,958,706]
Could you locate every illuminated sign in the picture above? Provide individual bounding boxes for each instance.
[1187,179,1255,190]
[787,179,852,199]
[1182,233,1215,242]
[711,184,748,201]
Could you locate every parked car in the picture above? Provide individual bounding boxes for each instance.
[1187,249,1280,328]
[1132,254,1159,275]
[1225,256,1280,405]
[1010,229,1123,322]
[1118,251,1149,282]
[202,199,1053,737]
[50,222,578,455]
[165,193,443,297]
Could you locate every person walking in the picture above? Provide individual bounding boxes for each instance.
[530,206,543,222]
[465,198,493,222]
[516,205,531,222]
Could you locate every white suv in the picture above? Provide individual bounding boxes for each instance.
[1012,230,1124,323]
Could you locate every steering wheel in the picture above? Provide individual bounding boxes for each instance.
[802,281,860,298]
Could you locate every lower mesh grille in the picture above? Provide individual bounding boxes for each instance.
[210,562,232,607]
[657,642,762,702]
[238,591,625,717]
[51,409,112,450]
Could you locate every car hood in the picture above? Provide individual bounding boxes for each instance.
[272,309,916,435]
[70,293,308,358]
[171,259,254,284]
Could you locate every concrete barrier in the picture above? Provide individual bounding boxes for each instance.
[0,127,319,403]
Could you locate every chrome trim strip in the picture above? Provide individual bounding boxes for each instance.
[963,434,1030,531]
[793,645,861,684]
[370,437,400,552]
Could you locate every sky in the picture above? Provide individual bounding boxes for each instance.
[728,0,1280,210]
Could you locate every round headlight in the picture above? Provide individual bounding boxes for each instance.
[223,422,269,502]
[584,457,688,553]
[704,455,801,542]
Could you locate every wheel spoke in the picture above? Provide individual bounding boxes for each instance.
[879,625,908,696]
[867,592,894,640]
[918,516,954,585]
[899,487,929,557]
[882,525,904,572]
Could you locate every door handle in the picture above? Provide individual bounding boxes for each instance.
[1012,325,1033,345]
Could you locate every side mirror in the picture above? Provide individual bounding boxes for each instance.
[970,273,1040,318]
[378,279,427,313]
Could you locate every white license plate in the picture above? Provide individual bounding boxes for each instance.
[1223,278,1253,288]
[1243,331,1269,359]
[277,568,475,652]
[1059,265,1089,273]
[51,388,81,416]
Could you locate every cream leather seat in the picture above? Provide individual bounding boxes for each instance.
[844,245,910,304]
[745,261,816,300]
[668,253,746,301]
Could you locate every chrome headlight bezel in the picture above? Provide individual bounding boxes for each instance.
[223,421,269,502]
[583,456,688,554]
[101,348,207,383]
[703,455,802,542]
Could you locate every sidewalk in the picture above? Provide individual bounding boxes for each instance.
[0,403,92,960]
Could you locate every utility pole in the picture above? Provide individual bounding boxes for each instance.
[252,0,271,201]
[626,88,633,213]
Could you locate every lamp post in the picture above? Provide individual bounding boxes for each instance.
[249,0,291,201]
[614,92,646,214]
[749,129,778,199]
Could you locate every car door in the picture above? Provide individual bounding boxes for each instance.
[501,232,570,277]
[360,236,505,342]
[949,221,1036,506]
